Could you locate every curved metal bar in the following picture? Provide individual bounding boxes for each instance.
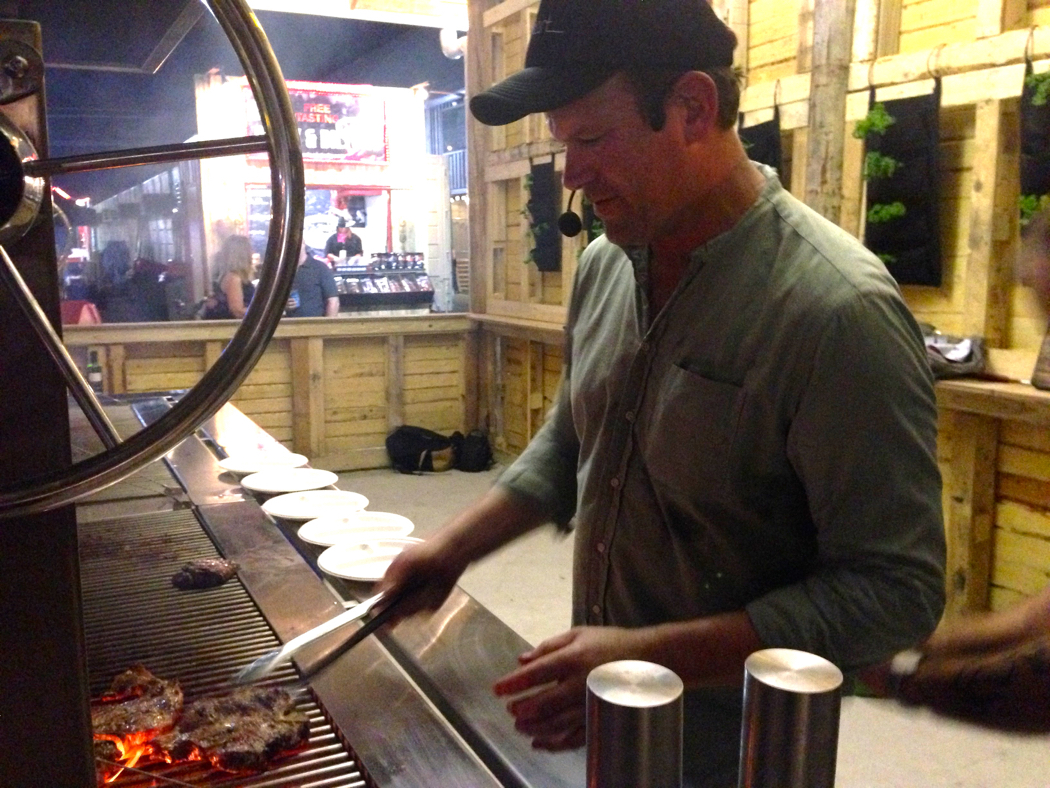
[0,0,304,518]
[0,244,120,448]
[23,134,270,178]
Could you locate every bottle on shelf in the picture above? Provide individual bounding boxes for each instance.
[86,350,104,394]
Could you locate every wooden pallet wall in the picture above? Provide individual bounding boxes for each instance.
[65,317,473,472]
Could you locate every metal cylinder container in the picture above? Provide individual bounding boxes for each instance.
[586,659,684,788]
[737,648,843,788]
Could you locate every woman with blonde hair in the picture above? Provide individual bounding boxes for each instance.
[203,234,255,319]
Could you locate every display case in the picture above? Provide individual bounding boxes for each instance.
[333,252,434,311]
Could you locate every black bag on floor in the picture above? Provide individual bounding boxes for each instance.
[456,430,493,472]
[386,425,455,474]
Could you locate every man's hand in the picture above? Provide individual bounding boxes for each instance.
[377,535,470,624]
[493,626,644,751]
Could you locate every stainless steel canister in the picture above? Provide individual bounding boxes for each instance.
[586,659,684,788]
[737,648,843,788]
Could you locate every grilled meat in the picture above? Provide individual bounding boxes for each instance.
[171,558,239,589]
[152,686,310,772]
[91,665,183,740]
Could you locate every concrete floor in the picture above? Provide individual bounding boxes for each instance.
[337,463,1050,788]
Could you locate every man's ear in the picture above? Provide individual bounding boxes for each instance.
[671,71,719,141]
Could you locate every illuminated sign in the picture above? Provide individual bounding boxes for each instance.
[245,83,389,163]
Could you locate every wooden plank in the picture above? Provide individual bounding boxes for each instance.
[991,558,1050,596]
[468,0,492,315]
[962,100,1010,345]
[482,0,533,27]
[943,411,998,615]
[108,344,126,394]
[997,500,1050,537]
[994,527,1050,570]
[232,383,292,400]
[204,341,223,371]
[804,0,857,220]
[125,371,203,392]
[999,445,1050,483]
[290,336,325,458]
[1000,420,1050,453]
[387,334,405,431]
[876,0,903,56]
[325,418,389,438]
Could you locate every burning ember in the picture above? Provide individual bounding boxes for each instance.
[91,666,311,783]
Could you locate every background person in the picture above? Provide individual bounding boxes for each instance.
[287,243,339,317]
[863,206,1050,733]
[203,235,254,319]
[324,217,363,265]
[379,1,946,785]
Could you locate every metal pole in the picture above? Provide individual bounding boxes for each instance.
[737,649,843,788]
[586,660,684,788]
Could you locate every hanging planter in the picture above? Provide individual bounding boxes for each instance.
[858,81,943,286]
[523,161,561,272]
[1020,58,1050,225]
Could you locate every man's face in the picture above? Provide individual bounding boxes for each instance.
[547,74,690,246]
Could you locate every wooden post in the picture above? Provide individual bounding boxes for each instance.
[108,344,126,394]
[963,100,1014,346]
[386,334,405,431]
[467,0,491,315]
[804,0,857,221]
[290,337,325,457]
[944,411,999,616]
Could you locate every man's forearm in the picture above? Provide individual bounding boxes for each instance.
[325,297,339,317]
[429,484,551,568]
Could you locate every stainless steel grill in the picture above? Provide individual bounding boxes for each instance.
[80,509,370,788]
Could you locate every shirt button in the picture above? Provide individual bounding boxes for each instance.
[624,410,635,422]
[596,542,605,553]
[610,477,620,489]
[591,605,601,616]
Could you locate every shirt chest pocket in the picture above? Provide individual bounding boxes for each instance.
[640,364,743,496]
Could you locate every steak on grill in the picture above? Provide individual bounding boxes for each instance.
[151,685,310,772]
[91,665,184,739]
[171,558,239,589]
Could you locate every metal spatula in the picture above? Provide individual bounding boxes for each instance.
[231,591,386,685]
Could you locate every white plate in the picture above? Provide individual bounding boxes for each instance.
[317,537,423,582]
[218,452,309,476]
[297,511,415,547]
[261,489,370,521]
[241,468,338,495]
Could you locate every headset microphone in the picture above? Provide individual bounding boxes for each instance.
[558,190,583,238]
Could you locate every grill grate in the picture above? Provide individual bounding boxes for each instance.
[80,510,370,788]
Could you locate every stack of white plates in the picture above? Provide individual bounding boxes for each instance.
[297,511,415,547]
[316,537,424,582]
[261,489,370,521]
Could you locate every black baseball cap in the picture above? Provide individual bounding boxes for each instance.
[470,0,736,127]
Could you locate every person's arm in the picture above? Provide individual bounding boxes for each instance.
[379,485,551,619]
[321,266,340,317]
[324,235,338,262]
[348,233,363,257]
[221,273,248,318]
[859,585,1050,733]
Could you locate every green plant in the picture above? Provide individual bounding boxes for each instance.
[1020,193,1050,225]
[1025,70,1050,107]
[852,103,896,139]
[877,253,897,266]
[867,201,906,224]
[863,151,901,181]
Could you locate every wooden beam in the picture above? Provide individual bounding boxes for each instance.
[386,335,405,431]
[943,411,999,616]
[467,0,492,316]
[875,0,902,57]
[290,337,325,457]
[963,100,1014,346]
[797,0,816,73]
[804,0,857,220]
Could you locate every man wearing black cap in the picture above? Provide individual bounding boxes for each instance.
[381,1,945,784]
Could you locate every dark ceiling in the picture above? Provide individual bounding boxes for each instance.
[7,0,465,200]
